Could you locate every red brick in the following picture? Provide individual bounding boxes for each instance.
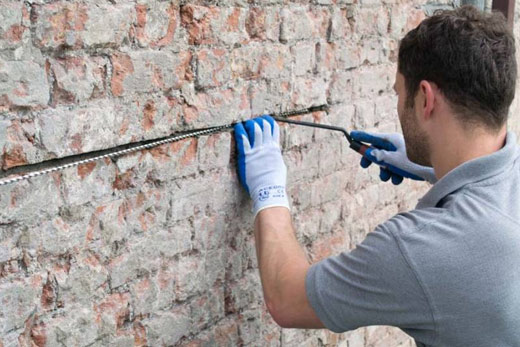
[93,293,130,331]
[31,321,47,347]
[196,48,230,88]
[32,2,88,49]
[48,56,107,105]
[181,4,219,45]
[77,162,97,180]
[132,2,178,48]
[142,100,156,131]
[246,7,266,40]
[110,53,134,97]
[2,145,27,170]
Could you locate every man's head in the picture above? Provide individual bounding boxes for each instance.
[395,5,517,166]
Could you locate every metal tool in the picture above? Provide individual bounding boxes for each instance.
[272,116,424,181]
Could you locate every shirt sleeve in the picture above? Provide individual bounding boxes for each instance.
[305,222,433,333]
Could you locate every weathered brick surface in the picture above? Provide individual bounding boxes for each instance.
[0,0,518,346]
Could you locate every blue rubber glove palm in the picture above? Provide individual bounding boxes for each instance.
[234,115,290,217]
[350,131,437,185]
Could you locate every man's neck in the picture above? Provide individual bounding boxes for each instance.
[431,126,507,180]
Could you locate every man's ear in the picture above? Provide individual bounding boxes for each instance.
[419,80,436,121]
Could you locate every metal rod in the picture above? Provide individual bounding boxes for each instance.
[0,105,329,187]
[272,116,354,144]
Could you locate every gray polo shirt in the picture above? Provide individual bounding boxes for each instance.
[306,131,520,346]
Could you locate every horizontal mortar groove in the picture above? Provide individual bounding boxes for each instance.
[0,105,328,186]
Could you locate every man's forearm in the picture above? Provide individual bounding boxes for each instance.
[253,207,311,323]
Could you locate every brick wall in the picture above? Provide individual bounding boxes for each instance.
[0,1,517,346]
[510,3,520,136]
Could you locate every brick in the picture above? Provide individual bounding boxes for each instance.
[335,41,362,70]
[0,282,37,333]
[308,6,331,39]
[48,55,107,106]
[131,1,179,48]
[259,44,292,79]
[82,3,134,48]
[193,213,227,251]
[230,45,263,80]
[34,95,183,165]
[190,286,225,331]
[1,118,40,170]
[314,40,336,75]
[355,65,394,98]
[93,292,131,334]
[375,94,400,128]
[291,76,328,108]
[317,136,345,176]
[168,175,214,221]
[110,50,192,97]
[196,48,231,88]
[32,2,133,49]
[37,100,125,158]
[60,157,115,206]
[181,4,219,45]
[182,84,250,128]
[280,7,313,42]
[244,6,281,42]
[0,1,29,50]
[328,70,354,104]
[181,5,248,46]
[225,270,263,313]
[248,79,282,115]
[288,181,315,211]
[182,317,239,346]
[353,99,376,129]
[351,6,390,37]
[1,173,62,226]
[310,231,349,262]
[35,220,71,258]
[366,325,414,346]
[84,200,129,246]
[310,171,346,205]
[143,308,190,345]
[360,37,385,64]
[130,277,158,315]
[229,44,291,81]
[0,59,49,109]
[280,113,315,149]
[236,307,280,346]
[292,42,315,76]
[60,253,109,304]
[328,7,352,42]
[245,7,267,40]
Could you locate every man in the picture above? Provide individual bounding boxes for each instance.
[234,5,519,347]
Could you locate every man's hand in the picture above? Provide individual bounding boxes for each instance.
[234,115,290,217]
[350,131,437,184]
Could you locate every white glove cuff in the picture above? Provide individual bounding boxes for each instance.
[251,185,290,218]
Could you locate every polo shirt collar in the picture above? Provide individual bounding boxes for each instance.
[416,131,518,209]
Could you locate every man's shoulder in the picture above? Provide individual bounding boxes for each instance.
[378,206,444,238]
[379,187,519,251]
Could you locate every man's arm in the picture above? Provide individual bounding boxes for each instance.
[254,207,325,329]
[233,115,324,329]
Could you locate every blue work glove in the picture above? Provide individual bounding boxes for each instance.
[234,115,290,218]
[350,131,437,185]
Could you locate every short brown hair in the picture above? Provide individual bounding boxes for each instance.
[398,5,517,130]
